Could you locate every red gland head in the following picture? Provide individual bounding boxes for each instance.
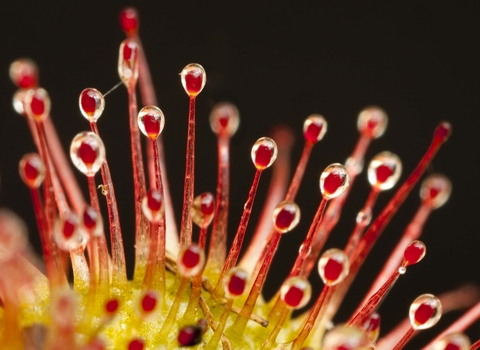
[138,105,165,140]
[320,163,350,200]
[223,267,249,299]
[251,137,278,170]
[322,325,370,350]
[79,88,105,122]
[19,153,46,189]
[191,192,215,229]
[105,298,120,315]
[24,87,50,122]
[178,325,203,347]
[409,293,442,330]
[9,58,38,89]
[403,240,426,267]
[281,277,312,310]
[178,244,205,277]
[136,290,159,320]
[209,102,240,137]
[128,338,145,350]
[433,332,471,350]
[367,151,402,191]
[273,201,300,234]
[53,213,88,252]
[81,206,103,238]
[118,39,139,86]
[420,173,452,209]
[318,248,349,286]
[361,312,381,343]
[357,106,388,139]
[303,114,327,144]
[180,63,206,97]
[434,121,452,144]
[70,131,105,176]
[141,189,164,223]
[120,7,139,37]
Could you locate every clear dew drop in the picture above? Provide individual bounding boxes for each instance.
[70,131,106,176]
[403,240,426,267]
[433,332,471,350]
[319,163,350,200]
[24,87,50,122]
[356,209,372,226]
[409,293,442,330]
[81,206,103,238]
[9,58,38,89]
[420,173,452,209]
[141,189,164,223]
[180,63,206,97]
[191,192,215,229]
[137,105,165,140]
[272,201,300,234]
[209,102,240,137]
[118,39,139,86]
[357,106,388,139]
[177,244,205,277]
[251,137,278,170]
[318,248,349,286]
[280,277,312,310]
[303,114,327,143]
[223,267,249,299]
[367,151,402,191]
[79,88,105,122]
[19,153,46,189]
[53,213,88,252]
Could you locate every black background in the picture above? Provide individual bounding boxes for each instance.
[1,1,479,347]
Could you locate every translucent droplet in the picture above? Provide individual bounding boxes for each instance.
[118,39,139,86]
[320,163,350,200]
[360,312,381,343]
[177,244,205,277]
[141,189,164,223]
[280,277,311,310]
[223,267,249,299]
[191,192,215,229]
[12,89,26,115]
[367,151,402,191]
[79,88,105,122]
[303,114,327,143]
[137,105,165,140]
[318,248,349,286]
[433,332,470,350]
[136,290,160,320]
[409,294,442,330]
[0,209,28,263]
[81,206,103,238]
[272,201,300,234]
[53,213,88,251]
[209,102,240,137]
[251,137,278,170]
[120,7,139,36]
[357,106,388,139]
[105,298,120,315]
[356,209,371,226]
[24,88,50,122]
[70,131,106,176]
[19,153,46,189]
[9,58,38,89]
[322,324,370,350]
[420,174,452,209]
[403,240,426,267]
[180,63,206,97]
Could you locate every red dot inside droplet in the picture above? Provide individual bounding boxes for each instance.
[324,257,344,282]
[445,344,461,350]
[143,114,160,139]
[200,194,214,216]
[403,242,425,266]
[184,70,204,95]
[219,115,229,128]
[147,190,162,212]
[376,164,394,184]
[30,95,45,116]
[362,313,381,332]
[254,144,274,168]
[275,207,295,231]
[120,8,138,35]
[182,246,201,269]
[434,122,451,143]
[178,326,202,346]
[18,74,36,89]
[123,41,137,69]
[105,299,119,314]
[83,207,98,230]
[81,90,97,117]
[62,217,76,239]
[78,140,98,166]
[128,339,145,350]
[304,122,323,143]
[414,303,435,325]
[24,159,40,181]
[141,292,157,312]
[429,187,440,199]
[284,285,305,308]
[323,172,344,196]
[228,273,246,297]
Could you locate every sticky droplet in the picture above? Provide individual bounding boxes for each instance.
[223,267,249,299]
[367,151,402,191]
[138,105,165,140]
[273,201,300,234]
[251,137,278,170]
[318,248,349,286]
[409,294,442,330]
[70,131,106,176]
[209,102,240,137]
[420,174,452,209]
[141,189,164,223]
[19,153,46,189]
[24,88,50,122]
[178,244,205,277]
[191,192,215,229]
[180,63,206,97]
[303,114,327,143]
[357,106,388,139]
[79,88,105,122]
[320,163,350,200]
[281,277,312,309]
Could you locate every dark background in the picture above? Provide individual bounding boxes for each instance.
[1,1,479,347]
